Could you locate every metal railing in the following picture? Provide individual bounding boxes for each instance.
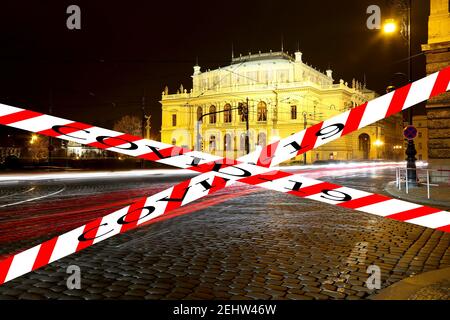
[395,167,450,199]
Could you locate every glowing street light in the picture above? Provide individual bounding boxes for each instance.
[373,139,384,147]
[383,19,397,34]
[30,134,38,144]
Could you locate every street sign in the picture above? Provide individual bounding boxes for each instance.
[403,125,417,140]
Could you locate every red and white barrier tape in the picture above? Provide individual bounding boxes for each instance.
[0,67,449,285]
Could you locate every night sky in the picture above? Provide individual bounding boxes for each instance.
[0,0,429,138]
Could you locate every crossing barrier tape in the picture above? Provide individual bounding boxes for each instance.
[0,67,449,285]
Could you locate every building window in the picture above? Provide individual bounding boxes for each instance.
[257,101,267,122]
[240,133,246,151]
[418,132,422,138]
[224,104,232,123]
[291,105,297,120]
[209,135,216,151]
[257,132,266,148]
[197,107,203,122]
[224,133,232,151]
[238,102,247,122]
[418,154,422,160]
[358,133,370,159]
[172,114,177,127]
[419,142,422,150]
[209,105,216,124]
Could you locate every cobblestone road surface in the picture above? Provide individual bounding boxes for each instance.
[0,168,449,300]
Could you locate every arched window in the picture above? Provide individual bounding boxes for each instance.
[257,132,266,148]
[240,133,246,151]
[257,101,267,122]
[209,105,216,124]
[224,133,232,151]
[197,106,203,122]
[358,133,370,159]
[224,104,232,123]
[209,135,216,151]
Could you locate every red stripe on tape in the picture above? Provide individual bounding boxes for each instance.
[88,133,142,149]
[385,206,442,222]
[38,122,93,137]
[76,218,103,252]
[437,224,450,233]
[208,175,231,194]
[119,197,148,233]
[139,146,186,161]
[239,170,292,186]
[0,110,42,125]
[385,83,412,118]
[188,159,240,174]
[288,182,340,198]
[342,102,367,135]
[256,141,280,168]
[32,237,58,270]
[297,122,323,155]
[163,179,192,212]
[337,194,390,209]
[430,66,450,98]
[0,256,13,285]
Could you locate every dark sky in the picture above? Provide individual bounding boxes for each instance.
[0,0,429,137]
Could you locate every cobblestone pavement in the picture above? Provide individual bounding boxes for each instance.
[409,279,450,300]
[0,168,449,300]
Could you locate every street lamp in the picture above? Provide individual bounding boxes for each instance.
[30,134,38,145]
[383,19,397,34]
[382,0,416,184]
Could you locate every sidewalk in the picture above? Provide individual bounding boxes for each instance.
[385,181,450,209]
[371,267,450,300]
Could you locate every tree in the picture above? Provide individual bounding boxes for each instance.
[112,115,142,159]
[28,135,49,160]
[113,115,142,137]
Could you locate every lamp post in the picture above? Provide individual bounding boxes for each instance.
[383,0,416,184]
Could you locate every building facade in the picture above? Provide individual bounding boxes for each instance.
[161,50,403,163]
[413,115,429,161]
[422,0,450,168]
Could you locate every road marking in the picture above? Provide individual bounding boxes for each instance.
[0,186,35,199]
[0,186,66,208]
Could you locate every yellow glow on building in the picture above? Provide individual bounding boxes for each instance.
[160,50,403,163]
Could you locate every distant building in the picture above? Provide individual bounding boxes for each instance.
[67,141,106,159]
[422,0,450,168]
[160,50,403,163]
[413,115,429,161]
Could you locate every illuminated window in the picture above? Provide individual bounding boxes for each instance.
[209,105,216,124]
[257,132,266,148]
[257,101,267,122]
[172,114,177,126]
[224,104,232,123]
[291,105,297,119]
[209,135,216,151]
[240,133,246,151]
[224,134,232,151]
[238,102,247,122]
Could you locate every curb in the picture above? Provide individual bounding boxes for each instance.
[384,181,450,209]
[371,267,450,300]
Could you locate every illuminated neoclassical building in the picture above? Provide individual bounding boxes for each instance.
[160,50,403,163]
